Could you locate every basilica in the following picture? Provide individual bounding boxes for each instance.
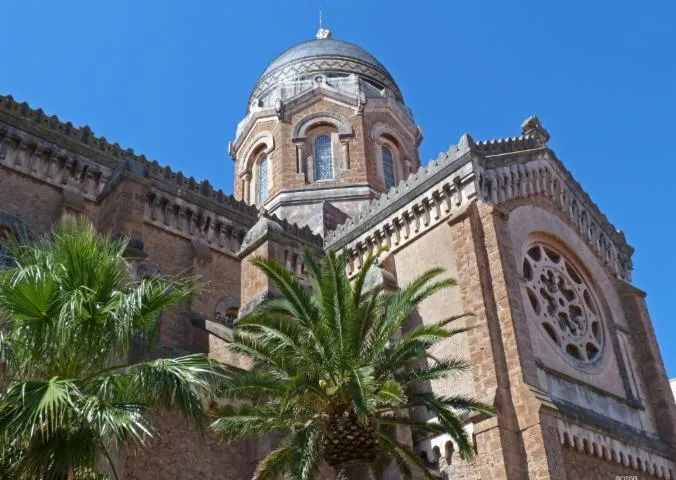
[0,28,674,479]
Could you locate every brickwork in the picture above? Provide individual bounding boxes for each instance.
[448,203,531,479]
[239,241,271,310]
[0,167,68,235]
[1,33,674,480]
[562,446,653,479]
[392,221,473,399]
[122,414,255,480]
[616,282,676,448]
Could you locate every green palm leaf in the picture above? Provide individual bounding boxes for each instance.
[212,249,494,479]
[0,217,218,478]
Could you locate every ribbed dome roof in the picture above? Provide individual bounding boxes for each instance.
[261,39,390,78]
[250,35,402,103]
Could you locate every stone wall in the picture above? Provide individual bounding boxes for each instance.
[392,220,473,400]
[506,201,651,430]
[0,108,258,479]
[122,414,255,480]
[0,167,69,235]
[562,446,661,479]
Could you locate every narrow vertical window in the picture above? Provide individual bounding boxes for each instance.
[0,227,14,269]
[257,155,269,203]
[382,145,395,189]
[314,135,333,180]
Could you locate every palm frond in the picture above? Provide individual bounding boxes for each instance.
[215,370,287,400]
[250,257,320,330]
[0,378,79,439]
[288,426,322,480]
[0,217,209,477]
[121,354,219,428]
[396,358,471,385]
[253,442,293,480]
[213,250,494,479]
[375,379,407,408]
[210,404,303,442]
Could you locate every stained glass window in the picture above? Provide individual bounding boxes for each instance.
[314,135,333,180]
[382,145,395,189]
[257,155,269,203]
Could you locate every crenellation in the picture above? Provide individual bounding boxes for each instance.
[0,95,257,222]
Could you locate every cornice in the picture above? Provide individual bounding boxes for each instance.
[0,94,257,224]
[327,116,634,282]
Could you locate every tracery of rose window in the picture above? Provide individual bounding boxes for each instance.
[521,242,604,366]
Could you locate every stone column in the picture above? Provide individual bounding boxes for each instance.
[237,212,323,317]
[340,139,350,170]
[242,172,251,204]
[295,143,303,174]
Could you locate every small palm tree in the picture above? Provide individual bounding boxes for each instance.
[0,218,221,480]
[211,251,494,479]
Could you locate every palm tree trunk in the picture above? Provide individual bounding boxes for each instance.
[335,462,373,480]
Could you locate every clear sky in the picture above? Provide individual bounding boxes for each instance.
[2,1,675,374]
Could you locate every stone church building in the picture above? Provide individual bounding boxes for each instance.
[1,29,675,479]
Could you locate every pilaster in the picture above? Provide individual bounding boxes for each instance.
[236,210,323,316]
[616,281,676,448]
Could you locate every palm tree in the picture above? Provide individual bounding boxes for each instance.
[0,218,222,480]
[210,251,494,479]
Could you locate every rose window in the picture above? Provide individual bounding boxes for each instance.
[521,243,604,365]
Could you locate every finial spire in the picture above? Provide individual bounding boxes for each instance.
[316,6,332,39]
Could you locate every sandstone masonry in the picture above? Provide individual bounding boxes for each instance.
[0,28,673,479]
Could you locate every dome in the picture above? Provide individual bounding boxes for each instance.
[250,33,403,104]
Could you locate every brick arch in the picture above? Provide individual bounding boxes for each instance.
[370,121,414,149]
[238,132,275,175]
[502,196,625,285]
[214,295,240,329]
[0,211,34,243]
[292,112,353,140]
[370,122,415,190]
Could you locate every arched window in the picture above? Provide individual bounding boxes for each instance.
[257,155,269,203]
[0,227,14,269]
[382,145,395,189]
[314,135,333,180]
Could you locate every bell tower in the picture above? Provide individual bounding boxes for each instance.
[229,29,422,236]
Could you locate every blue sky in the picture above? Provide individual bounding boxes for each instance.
[2,1,675,375]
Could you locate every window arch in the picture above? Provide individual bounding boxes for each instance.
[256,155,269,203]
[382,145,396,189]
[314,135,333,180]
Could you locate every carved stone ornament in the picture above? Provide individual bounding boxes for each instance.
[521,242,604,367]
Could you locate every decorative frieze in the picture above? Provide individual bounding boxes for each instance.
[558,419,674,479]
[144,188,249,256]
[326,118,633,283]
[325,150,476,275]
[0,124,111,200]
[477,150,632,281]
[0,95,257,226]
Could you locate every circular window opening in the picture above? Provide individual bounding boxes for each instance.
[521,242,604,366]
